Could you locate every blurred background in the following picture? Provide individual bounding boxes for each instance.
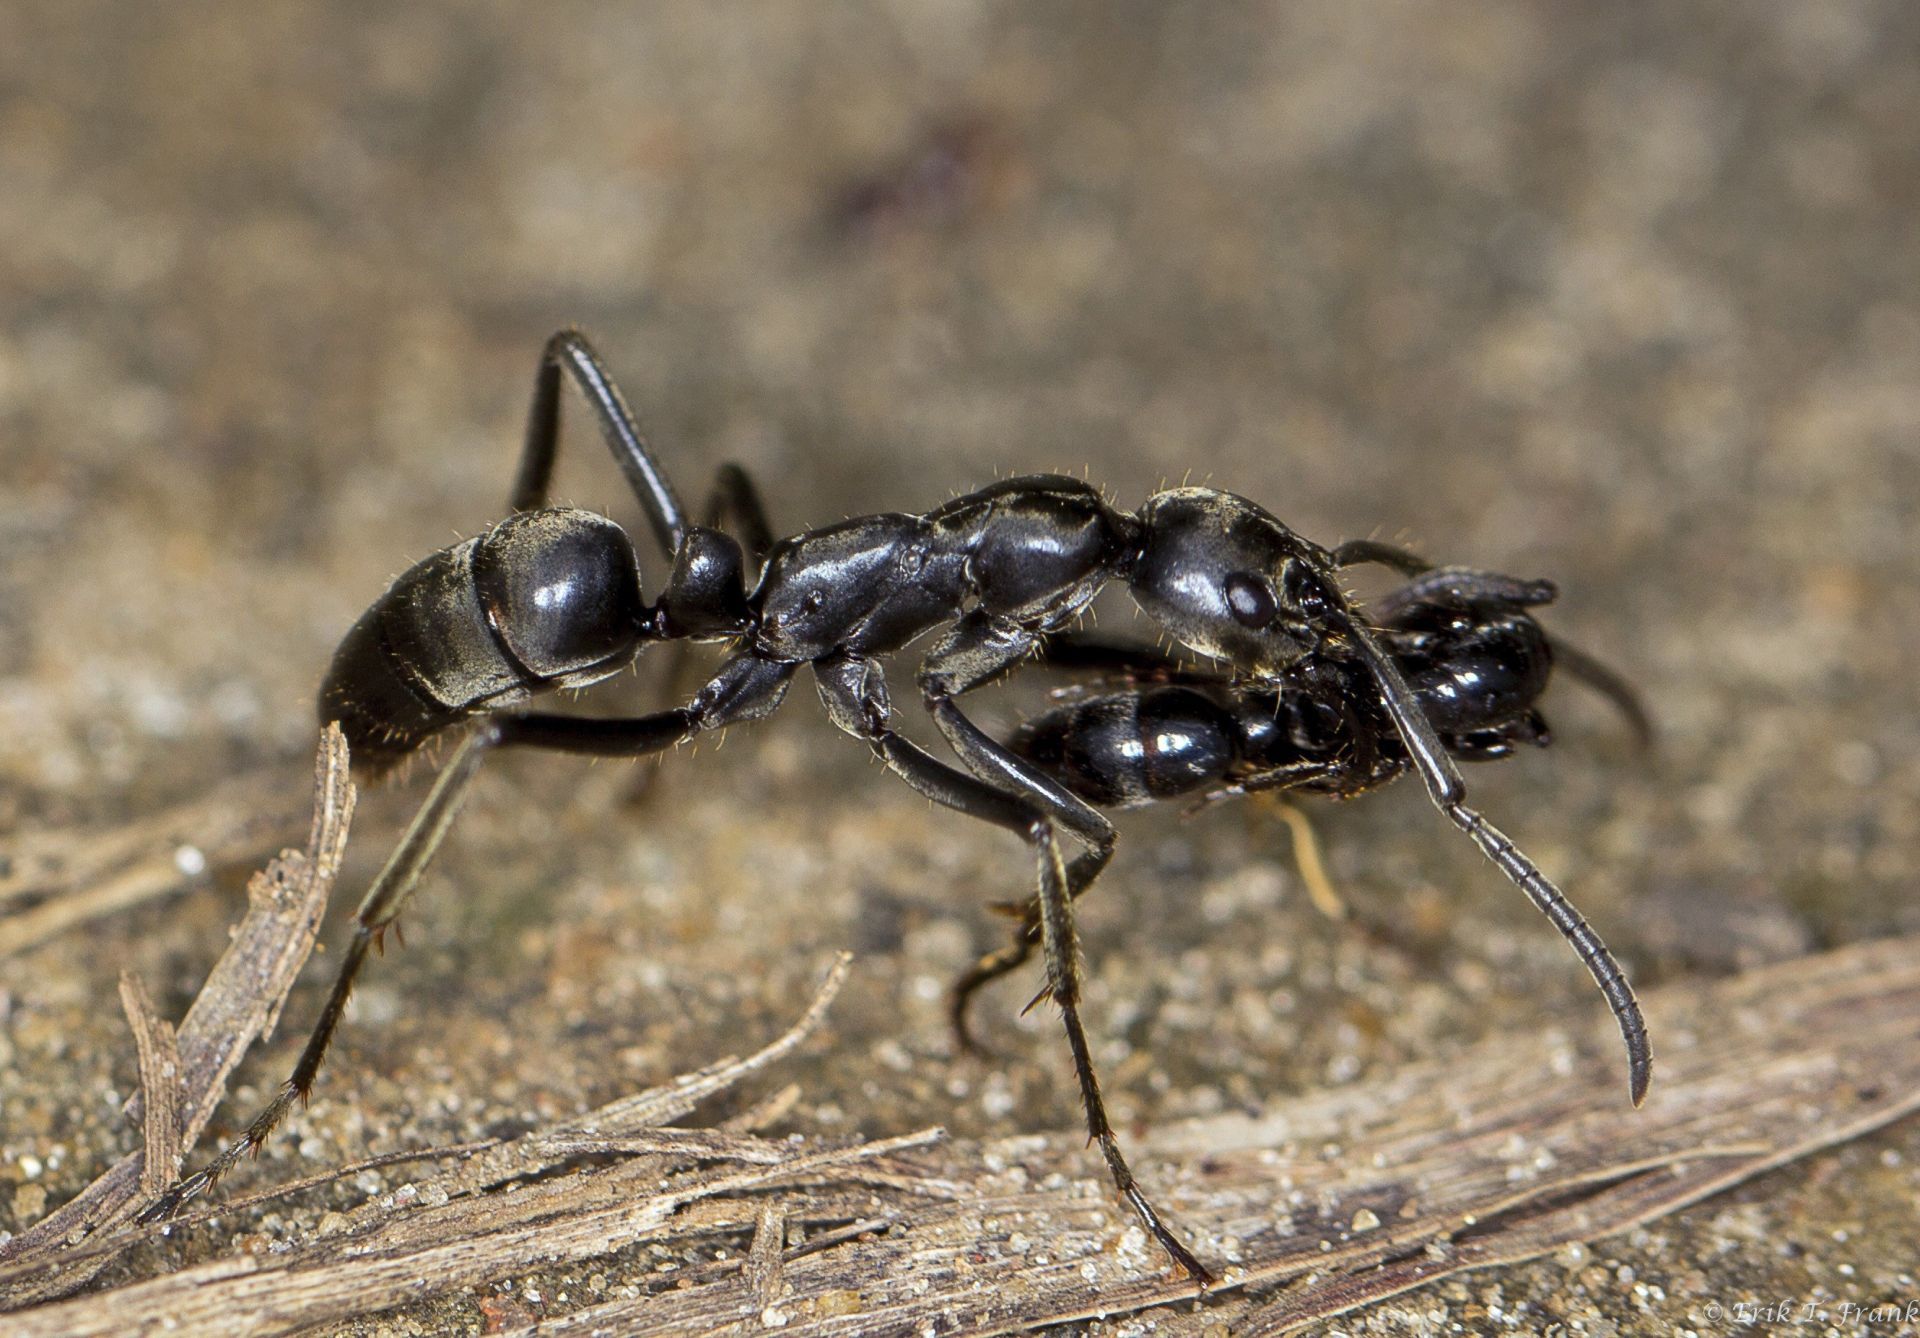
[2,3,1915,1330]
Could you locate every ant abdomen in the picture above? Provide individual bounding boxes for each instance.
[319,507,646,772]
[1010,686,1239,807]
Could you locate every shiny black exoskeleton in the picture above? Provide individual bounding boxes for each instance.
[319,508,649,771]
[1009,570,1578,812]
[954,570,1648,1050]
[147,333,1651,1288]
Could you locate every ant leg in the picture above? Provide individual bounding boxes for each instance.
[949,809,1148,1054]
[143,655,795,1220]
[945,739,1350,1046]
[1373,568,1557,620]
[511,330,689,559]
[138,729,496,1221]
[948,929,1036,1054]
[814,652,1204,1280]
[815,652,1055,841]
[915,634,1215,1276]
[923,679,1117,942]
[1335,545,1649,731]
[701,462,775,570]
[1031,633,1191,683]
[912,617,1123,1040]
[1336,542,1650,744]
[1331,538,1431,576]
[814,654,1063,1050]
[1545,637,1655,749]
[1327,551,1652,1097]
[1184,757,1347,812]
[1333,543,1557,616]
[918,614,1117,879]
[1031,813,1213,1286]
[1264,798,1347,921]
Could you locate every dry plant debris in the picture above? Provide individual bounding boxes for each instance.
[0,726,1915,1334]
[0,772,307,960]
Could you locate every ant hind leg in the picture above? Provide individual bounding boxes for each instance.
[144,657,793,1221]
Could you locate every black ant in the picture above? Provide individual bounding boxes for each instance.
[954,565,1650,1052]
[144,331,1649,1286]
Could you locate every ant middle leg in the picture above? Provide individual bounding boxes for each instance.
[947,841,1122,1056]
[701,461,775,570]
[143,655,795,1220]
[1541,638,1656,748]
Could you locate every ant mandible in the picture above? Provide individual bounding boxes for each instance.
[145,331,1650,1286]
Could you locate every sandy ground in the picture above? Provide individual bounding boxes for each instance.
[2,4,1916,1333]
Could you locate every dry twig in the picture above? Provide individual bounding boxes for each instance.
[0,773,306,958]
[0,726,354,1301]
[114,973,183,1201]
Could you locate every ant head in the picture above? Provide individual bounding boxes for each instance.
[1131,489,1346,677]
[1386,596,1554,736]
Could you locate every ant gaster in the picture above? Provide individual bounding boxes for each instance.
[145,331,1649,1286]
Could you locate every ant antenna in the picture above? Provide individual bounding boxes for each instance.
[1335,608,1652,1107]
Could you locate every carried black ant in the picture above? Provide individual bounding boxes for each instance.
[144,331,1649,1286]
[953,564,1650,1051]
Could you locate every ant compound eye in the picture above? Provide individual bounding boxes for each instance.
[1224,572,1277,628]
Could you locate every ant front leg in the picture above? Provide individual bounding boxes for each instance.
[919,616,1121,1046]
[1029,811,1212,1287]
[1330,537,1431,577]
[918,612,1117,893]
[916,616,1127,1048]
[141,654,795,1221]
[1031,633,1195,684]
